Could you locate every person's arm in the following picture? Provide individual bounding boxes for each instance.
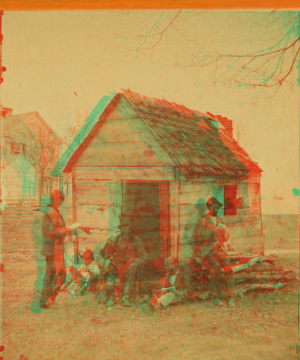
[194,219,216,243]
[92,263,101,276]
[94,243,104,263]
[133,235,147,264]
[193,219,217,258]
[99,239,111,260]
[99,236,116,263]
[45,226,75,239]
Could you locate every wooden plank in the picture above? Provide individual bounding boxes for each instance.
[180,181,212,205]
[74,142,165,167]
[169,182,180,259]
[72,170,79,264]
[74,167,175,181]
[75,181,111,206]
[71,102,172,168]
[73,180,120,229]
[88,114,147,145]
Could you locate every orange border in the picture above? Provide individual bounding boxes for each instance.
[0,0,299,11]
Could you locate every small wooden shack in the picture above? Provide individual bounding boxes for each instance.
[51,90,263,263]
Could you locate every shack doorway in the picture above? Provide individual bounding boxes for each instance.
[122,182,169,262]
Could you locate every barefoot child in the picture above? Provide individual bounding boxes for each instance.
[68,249,101,295]
[149,257,189,310]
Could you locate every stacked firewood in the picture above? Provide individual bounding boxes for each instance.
[225,252,296,297]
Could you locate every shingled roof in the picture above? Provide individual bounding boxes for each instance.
[51,90,262,178]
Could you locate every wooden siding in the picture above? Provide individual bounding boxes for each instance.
[73,167,175,181]
[73,102,173,168]
[170,182,180,258]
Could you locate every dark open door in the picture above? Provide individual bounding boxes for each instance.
[122,182,168,262]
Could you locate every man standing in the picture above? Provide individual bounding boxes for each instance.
[99,220,146,306]
[205,197,233,303]
[179,198,214,300]
[31,189,77,311]
[192,198,230,305]
[46,189,69,299]
[31,194,53,313]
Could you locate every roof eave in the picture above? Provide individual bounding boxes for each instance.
[50,92,119,177]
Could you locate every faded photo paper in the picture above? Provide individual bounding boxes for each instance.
[0,9,299,360]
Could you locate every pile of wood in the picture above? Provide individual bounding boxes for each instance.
[225,252,296,297]
[191,252,297,302]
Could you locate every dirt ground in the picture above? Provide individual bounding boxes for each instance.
[1,212,299,360]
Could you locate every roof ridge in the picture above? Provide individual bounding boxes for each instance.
[121,88,209,119]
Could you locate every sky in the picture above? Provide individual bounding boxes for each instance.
[2,10,299,214]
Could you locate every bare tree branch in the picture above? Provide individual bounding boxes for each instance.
[134,10,181,55]
[131,10,298,90]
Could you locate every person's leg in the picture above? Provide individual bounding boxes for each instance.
[205,251,226,299]
[179,259,197,296]
[122,263,139,305]
[101,269,117,306]
[154,292,180,310]
[40,256,56,307]
[53,268,66,291]
[51,249,68,301]
[105,283,116,306]
[214,247,230,268]
[31,259,47,313]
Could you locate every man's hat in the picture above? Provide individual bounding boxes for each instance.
[50,189,65,202]
[195,198,207,208]
[207,197,223,208]
[82,249,94,261]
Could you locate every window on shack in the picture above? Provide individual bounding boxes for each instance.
[224,185,238,216]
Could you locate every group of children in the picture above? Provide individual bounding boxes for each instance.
[60,247,221,311]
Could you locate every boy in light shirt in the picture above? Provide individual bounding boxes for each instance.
[68,249,101,295]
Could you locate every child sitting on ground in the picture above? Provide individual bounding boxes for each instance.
[148,257,189,311]
[68,249,101,296]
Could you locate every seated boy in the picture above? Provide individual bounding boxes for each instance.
[68,249,101,296]
[148,257,189,311]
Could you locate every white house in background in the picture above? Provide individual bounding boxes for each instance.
[1,107,61,206]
